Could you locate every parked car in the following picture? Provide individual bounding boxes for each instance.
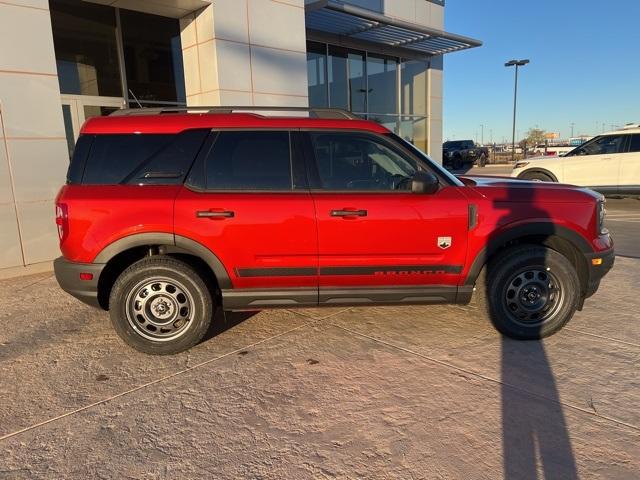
[511,124,640,195]
[55,107,614,354]
[443,140,489,170]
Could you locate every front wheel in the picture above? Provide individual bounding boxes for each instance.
[520,171,554,182]
[109,256,213,354]
[475,246,580,339]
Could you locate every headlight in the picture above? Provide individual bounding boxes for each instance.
[597,200,608,235]
[514,161,530,169]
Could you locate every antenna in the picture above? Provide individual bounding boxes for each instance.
[128,89,143,108]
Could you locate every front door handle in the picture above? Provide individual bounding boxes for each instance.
[330,209,367,217]
[196,210,235,219]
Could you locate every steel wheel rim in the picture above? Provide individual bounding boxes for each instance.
[125,276,195,342]
[502,267,563,327]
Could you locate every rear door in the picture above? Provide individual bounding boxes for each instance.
[561,134,626,193]
[619,134,640,194]
[304,130,469,304]
[174,130,318,307]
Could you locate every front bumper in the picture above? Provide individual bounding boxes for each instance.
[54,257,105,308]
[584,248,615,299]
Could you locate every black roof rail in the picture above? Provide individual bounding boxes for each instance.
[109,106,359,120]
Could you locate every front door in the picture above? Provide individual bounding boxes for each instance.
[304,131,469,303]
[174,130,318,308]
[561,134,626,192]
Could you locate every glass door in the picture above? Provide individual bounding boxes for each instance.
[61,94,124,159]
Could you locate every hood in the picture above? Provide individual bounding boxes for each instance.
[457,175,602,203]
[520,154,562,162]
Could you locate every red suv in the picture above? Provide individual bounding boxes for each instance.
[54,107,614,354]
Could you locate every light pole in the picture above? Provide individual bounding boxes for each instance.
[480,124,484,145]
[505,59,529,162]
[570,122,575,138]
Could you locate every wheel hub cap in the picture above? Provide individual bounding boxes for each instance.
[504,268,563,326]
[125,278,194,341]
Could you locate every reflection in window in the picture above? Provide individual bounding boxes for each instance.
[50,0,122,97]
[367,54,397,114]
[307,42,328,108]
[401,60,427,115]
[120,10,185,103]
[311,132,416,191]
[328,47,366,112]
[205,132,292,190]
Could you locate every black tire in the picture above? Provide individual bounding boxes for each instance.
[452,155,463,170]
[109,256,213,355]
[478,153,487,167]
[521,171,554,182]
[474,245,579,340]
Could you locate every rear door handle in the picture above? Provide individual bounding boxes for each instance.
[330,209,367,217]
[196,210,235,219]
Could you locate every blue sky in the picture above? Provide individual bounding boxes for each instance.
[443,0,640,143]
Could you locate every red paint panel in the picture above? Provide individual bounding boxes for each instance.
[174,188,318,289]
[81,114,389,135]
[313,186,470,287]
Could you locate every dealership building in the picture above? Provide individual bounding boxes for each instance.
[0,0,480,273]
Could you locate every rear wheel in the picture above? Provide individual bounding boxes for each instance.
[521,171,554,182]
[109,256,213,354]
[475,245,579,339]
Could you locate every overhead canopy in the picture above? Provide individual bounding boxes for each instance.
[305,0,482,57]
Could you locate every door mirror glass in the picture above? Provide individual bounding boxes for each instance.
[411,171,439,194]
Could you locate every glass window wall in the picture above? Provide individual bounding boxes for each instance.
[307,42,429,153]
[120,9,186,104]
[50,0,122,97]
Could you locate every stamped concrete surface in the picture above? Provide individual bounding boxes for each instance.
[0,258,639,479]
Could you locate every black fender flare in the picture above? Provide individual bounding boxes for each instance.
[463,222,592,286]
[517,168,559,182]
[93,232,232,289]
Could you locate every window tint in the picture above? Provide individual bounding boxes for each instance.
[81,131,207,185]
[628,135,640,153]
[310,132,416,191]
[205,131,292,190]
[576,135,626,156]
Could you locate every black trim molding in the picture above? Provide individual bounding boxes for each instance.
[234,264,464,278]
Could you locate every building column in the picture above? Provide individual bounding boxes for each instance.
[0,1,68,269]
[427,56,443,164]
[180,0,309,108]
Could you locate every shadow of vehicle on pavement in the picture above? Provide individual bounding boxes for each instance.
[478,181,579,479]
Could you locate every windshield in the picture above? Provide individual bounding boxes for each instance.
[389,134,464,187]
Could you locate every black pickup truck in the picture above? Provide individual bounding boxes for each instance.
[443,140,489,170]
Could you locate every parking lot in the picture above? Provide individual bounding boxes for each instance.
[1,197,639,478]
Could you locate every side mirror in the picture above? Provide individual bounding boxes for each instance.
[411,171,440,194]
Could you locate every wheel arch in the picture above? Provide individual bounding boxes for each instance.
[94,233,232,310]
[464,223,591,297]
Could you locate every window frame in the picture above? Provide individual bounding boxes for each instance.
[184,129,308,193]
[300,129,450,194]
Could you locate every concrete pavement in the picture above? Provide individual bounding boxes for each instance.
[0,256,638,479]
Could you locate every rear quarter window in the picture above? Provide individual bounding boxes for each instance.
[74,130,208,185]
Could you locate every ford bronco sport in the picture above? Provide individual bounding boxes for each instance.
[54,107,614,355]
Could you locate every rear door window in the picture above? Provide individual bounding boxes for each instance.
[204,131,293,190]
[628,134,640,153]
[80,130,208,185]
